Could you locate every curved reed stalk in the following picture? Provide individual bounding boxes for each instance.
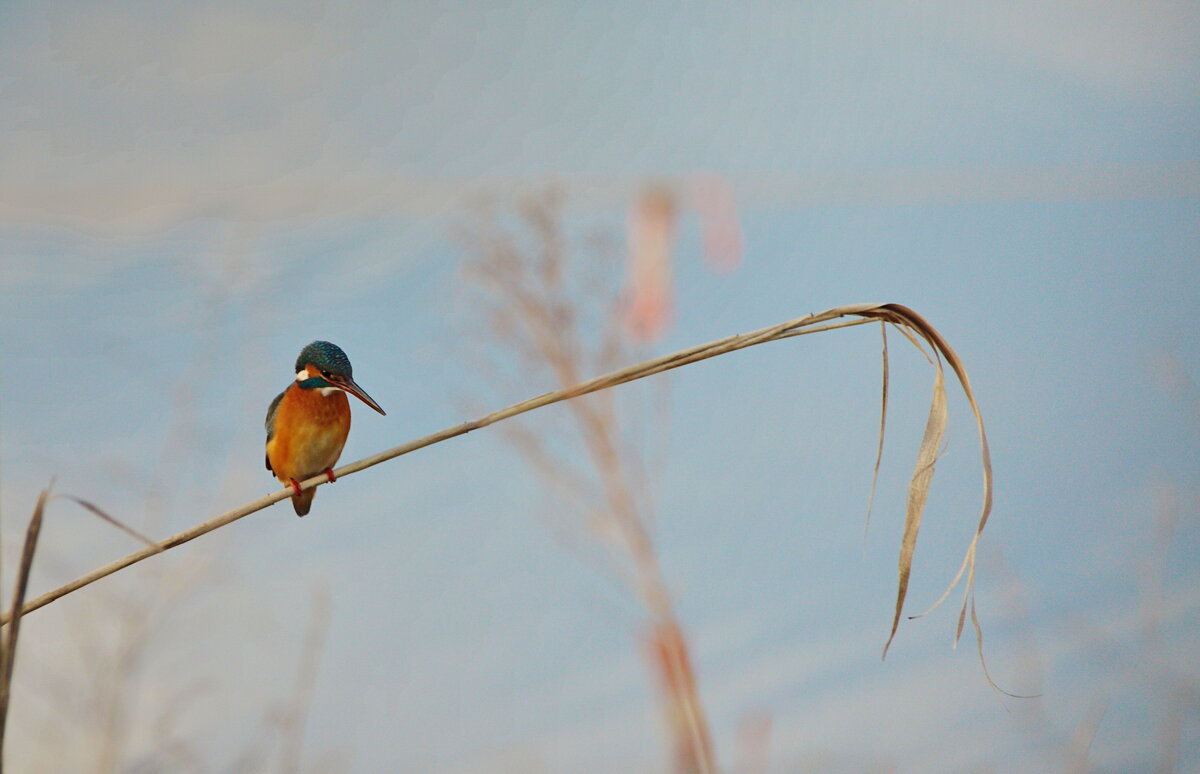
[1,303,993,661]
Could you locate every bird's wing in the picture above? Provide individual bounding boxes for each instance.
[265,388,287,472]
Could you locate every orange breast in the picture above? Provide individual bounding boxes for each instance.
[267,384,352,484]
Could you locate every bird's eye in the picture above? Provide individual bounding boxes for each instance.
[321,370,332,379]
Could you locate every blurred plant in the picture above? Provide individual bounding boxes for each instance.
[625,186,677,343]
[458,188,1015,770]
[986,467,1198,773]
[624,176,743,343]
[1053,364,1200,772]
[462,189,716,773]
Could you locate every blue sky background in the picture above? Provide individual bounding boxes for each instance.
[2,2,1198,772]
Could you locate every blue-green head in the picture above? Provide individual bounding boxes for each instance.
[296,341,353,379]
[294,341,386,415]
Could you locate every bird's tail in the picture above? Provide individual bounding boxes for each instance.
[292,488,316,517]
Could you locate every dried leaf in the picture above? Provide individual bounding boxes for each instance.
[971,593,1040,698]
[885,305,994,640]
[864,321,889,540]
[862,304,1007,691]
[882,359,947,658]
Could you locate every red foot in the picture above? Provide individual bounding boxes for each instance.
[324,468,337,483]
[289,479,302,496]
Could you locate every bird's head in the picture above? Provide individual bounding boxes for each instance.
[294,341,386,415]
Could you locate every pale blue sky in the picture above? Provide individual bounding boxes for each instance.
[2,2,1198,772]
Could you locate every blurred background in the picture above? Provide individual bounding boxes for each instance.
[2,2,1198,772]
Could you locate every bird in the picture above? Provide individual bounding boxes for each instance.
[266,341,386,516]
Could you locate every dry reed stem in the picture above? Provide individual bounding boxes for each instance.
[0,482,51,771]
[0,303,994,670]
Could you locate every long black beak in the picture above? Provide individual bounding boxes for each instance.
[331,375,386,415]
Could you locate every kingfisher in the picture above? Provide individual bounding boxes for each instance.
[266,341,386,516]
